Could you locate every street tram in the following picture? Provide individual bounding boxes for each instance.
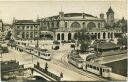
[68,54,84,68]
[16,45,51,60]
[82,61,112,78]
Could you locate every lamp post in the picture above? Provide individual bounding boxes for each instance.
[35,34,39,48]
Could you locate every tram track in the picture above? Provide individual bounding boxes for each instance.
[60,53,107,81]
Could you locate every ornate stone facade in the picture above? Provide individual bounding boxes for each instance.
[37,7,121,41]
[13,19,40,40]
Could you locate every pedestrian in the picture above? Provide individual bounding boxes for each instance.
[60,72,63,78]
[45,62,48,72]
[37,61,40,67]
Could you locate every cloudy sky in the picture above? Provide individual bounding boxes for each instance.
[0,0,127,24]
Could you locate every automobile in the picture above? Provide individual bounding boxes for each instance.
[70,44,75,48]
[52,45,59,50]
[53,41,60,45]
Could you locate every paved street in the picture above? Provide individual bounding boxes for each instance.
[1,43,107,81]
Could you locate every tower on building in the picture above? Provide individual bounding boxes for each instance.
[106,6,114,27]
[59,11,64,19]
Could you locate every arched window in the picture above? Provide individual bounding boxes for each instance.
[98,33,100,39]
[17,26,20,29]
[26,32,29,39]
[65,22,67,28]
[74,33,78,40]
[61,33,64,40]
[111,33,113,38]
[57,33,60,40]
[30,32,33,39]
[71,22,81,28]
[108,33,110,38]
[68,33,72,40]
[22,32,25,39]
[87,22,96,30]
[103,32,106,39]
[98,23,100,28]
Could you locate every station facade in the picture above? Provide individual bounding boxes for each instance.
[13,7,122,41]
[37,7,121,41]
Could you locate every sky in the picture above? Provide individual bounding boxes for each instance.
[0,0,127,24]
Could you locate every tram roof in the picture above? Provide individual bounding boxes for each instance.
[83,61,111,69]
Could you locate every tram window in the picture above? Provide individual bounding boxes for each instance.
[97,67,99,70]
[38,52,40,56]
[48,54,50,56]
[90,65,92,68]
[103,69,105,72]
[93,66,96,69]
[107,69,109,72]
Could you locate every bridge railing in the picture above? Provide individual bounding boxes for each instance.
[34,64,60,81]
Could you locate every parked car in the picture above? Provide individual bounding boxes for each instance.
[52,45,59,50]
[53,41,60,45]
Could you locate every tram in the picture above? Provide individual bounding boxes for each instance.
[68,54,84,68]
[16,45,51,60]
[82,61,112,78]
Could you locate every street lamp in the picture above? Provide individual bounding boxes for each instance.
[35,34,39,48]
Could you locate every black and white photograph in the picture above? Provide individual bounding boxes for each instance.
[0,0,127,82]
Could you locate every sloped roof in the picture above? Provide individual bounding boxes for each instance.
[46,13,97,19]
[106,7,114,14]
[15,20,37,24]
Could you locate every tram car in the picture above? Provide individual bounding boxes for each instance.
[25,46,51,60]
[16,45,51,60]
[82,61,111,78]
[68,54,84,68]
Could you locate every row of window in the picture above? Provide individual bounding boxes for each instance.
[17,25,38,29]
[86,64,110,72]
[64,22,101,28]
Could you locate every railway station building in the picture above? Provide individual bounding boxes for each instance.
[13,7,122,41]
[37,7,122,41]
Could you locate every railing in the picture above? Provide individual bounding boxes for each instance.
[34,64,60,81]
[101,50,127,57]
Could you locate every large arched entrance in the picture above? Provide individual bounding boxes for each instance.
[61,33,64,40]
[111,33,113,39]
[71,22,81,28]
[95,33,97,39]
[68,33,72,40]
[108,33,110,39]
[103,32,106,39]
[57,33,60,40]
[87,22,96,30]
[98,33,100,39]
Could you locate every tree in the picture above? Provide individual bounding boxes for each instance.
[77,29,91,52]
[117,36,127,47]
